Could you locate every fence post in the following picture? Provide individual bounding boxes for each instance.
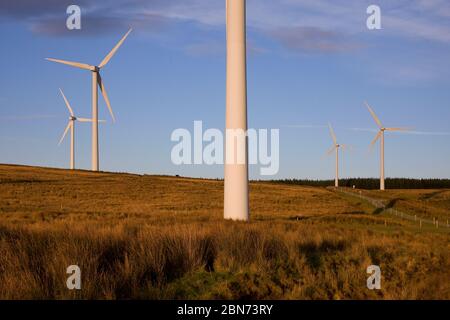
[414,215,417,221]
[420,220,422,229]
[436,220,439,229]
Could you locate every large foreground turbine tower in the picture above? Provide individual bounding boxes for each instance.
[224,0,249,221]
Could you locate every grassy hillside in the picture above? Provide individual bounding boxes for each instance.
[0,164,449,299]
[272,178,450,189]
[360,189,450,222]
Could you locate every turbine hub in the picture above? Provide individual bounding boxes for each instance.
[70,116,77,121]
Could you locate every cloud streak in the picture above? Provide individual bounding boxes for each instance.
[30,12,167,37]
[0,115,59,121]
[270,26,362,54]
[0,0,91,18]
[347,127,450,136]
[282,124,328,129]
[1,0,450,76]
[399,131,450,136]
[2,0,450,44]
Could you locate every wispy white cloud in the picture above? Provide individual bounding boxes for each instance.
[0,115,58,121]
[399,131,450,136]
[282,124,328,129]
[3,0,450,44]
[347,127,450,136]
[347,127,378,133]
[383,15,450,43]
[2,0,450,59]
[269,26,363,54]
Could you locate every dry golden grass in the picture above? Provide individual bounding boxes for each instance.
[0,164,449,299]
[0,164,368,225]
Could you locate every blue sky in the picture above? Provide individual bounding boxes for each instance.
[0,0,450,179]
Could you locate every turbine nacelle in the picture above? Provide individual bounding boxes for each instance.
[366,101,411,148]
[327,123,350,153]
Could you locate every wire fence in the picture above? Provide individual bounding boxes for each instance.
[332,187,450,230]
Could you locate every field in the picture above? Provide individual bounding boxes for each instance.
[0,164,449,299]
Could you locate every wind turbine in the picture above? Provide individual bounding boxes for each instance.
[47,29,132,171]
[58,88,100,170]
[224,0,249,221]
[365,101,409,190]
[327,123,349,188]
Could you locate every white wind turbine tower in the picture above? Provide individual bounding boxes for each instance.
[327,123,349,188]
[224,0,249,221]
[365,101,409,190]
[47,29,132,171]
[58,88,101,170]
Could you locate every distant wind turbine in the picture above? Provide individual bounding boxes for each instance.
[365,101,410,190]
[327,123,349,188]
[58,89,103,170]
[47,29,132,171]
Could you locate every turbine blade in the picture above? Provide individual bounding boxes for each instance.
[77,118,92,122]
[46,58,94,71]
[97,74,116,122]
[58,121,72,146]
[59,88,74,116]
[77,118,107,123]
[386,127,411,132]
[328,123,337,145]
[365,101,383,128]
[327,146,336,155]
[98,28,132,68]
[370,131,382,149]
